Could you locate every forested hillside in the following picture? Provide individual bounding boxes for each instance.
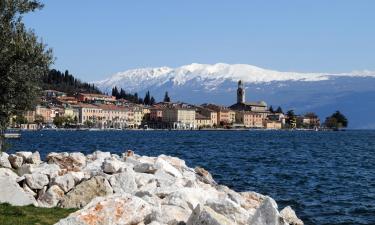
[42,69,102,95]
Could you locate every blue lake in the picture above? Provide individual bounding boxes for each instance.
[7,130,375,225]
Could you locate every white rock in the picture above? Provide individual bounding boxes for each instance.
[69,171,85,184]
[28,151,42,164]
[25,173,49,189]
[52,173,76,193]
[47,152,86,171]
[0,152,11,168]
[155,158,182,178]
[55,194,152,225]
[134,162,157,174]
[187,204,232,225]
[23,183,37,197]
[150,204,191,224]
[135,172,156,187]
[89,151,111,161]
[165,187,219,211]
[280,206,304,225]
[0,176,37,206]
[0,167,19,181]
[18,163,61,178]
[108,170,137,194]
[206,197,250,225]
[59,176,113,209]
[16,151,33,161]
[102,158,121,173]
[248,197,287,225]
[38,185,65,208]
[8,154,23,169]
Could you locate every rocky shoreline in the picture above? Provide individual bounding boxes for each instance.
[0,150,303,225]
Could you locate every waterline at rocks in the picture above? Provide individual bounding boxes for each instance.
[0,150,303,225]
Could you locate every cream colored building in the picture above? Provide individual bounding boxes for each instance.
[74,104,103,125]
[162,107,196,129]
[195,113,212,128]
[133,108,144,128]
[98,104,129,129]
[263,120,282,129]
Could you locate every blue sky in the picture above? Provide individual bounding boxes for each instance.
[24,1,375,81]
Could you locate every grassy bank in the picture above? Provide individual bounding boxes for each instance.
[0,203,76,225]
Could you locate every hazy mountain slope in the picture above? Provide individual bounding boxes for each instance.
[94,63,375,129]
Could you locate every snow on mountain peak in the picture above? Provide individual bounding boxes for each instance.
[94,63,375,92]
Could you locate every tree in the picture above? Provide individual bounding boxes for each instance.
[164,91,171,102]
[112,86,119,99]
[269,105,274,113]
[53,116,65,127]
[34,115,45,124]
[143,91,151,105]
[325,111,348,129]
[150,96,155,105]
[0,0,53,152]
[275,106,283,114]
[14,115,28,125]
[286,110,296,128]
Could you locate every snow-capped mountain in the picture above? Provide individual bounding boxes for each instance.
[94,63,375,129]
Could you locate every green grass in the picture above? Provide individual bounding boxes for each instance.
[0,203,77,225]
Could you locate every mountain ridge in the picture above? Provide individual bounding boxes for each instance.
[93,63,375,129]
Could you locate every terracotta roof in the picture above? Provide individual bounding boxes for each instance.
[195,113,210,120]
[96,104,128,111]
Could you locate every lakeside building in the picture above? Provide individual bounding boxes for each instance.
[35,105,54,123]
[200,104,235,126]
[235,111,266,128]
[263,120,282,129]
[195,113,212,128]
[77,93,116,104]
[162,104,196,129]
[74,103,103,126]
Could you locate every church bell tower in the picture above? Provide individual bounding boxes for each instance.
[237,80,245,104]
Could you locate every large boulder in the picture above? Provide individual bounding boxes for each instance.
[55,194,152,225]
[154,158,182,178]
[0,176,37,206]
[280,206,304,225]
[52,173,76,193]
[164,187,219,211]
[0,168,19,181]
[59,176,113,208]
[134,162,157,174]
[38,185,65,208]
[18,163,61,178]
[195,167,216,185]
[108,170,137,194]
[0,152,11,168]
[8,154,24,169]
[28,151,42,164]
[248,197,287,225]
[16,151,33,161]
[187,204,232,225]
[69,171,85,184]
[148,204,191,225]
[206,197,251,225]
[47,152,86,172]
[102,158,122,174]
[24,173,49,189]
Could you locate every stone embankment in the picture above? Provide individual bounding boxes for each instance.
[0,150,303,225]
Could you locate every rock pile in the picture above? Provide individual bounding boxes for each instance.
[0,150,303,225]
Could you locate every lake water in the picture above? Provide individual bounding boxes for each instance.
[7,130,375,225]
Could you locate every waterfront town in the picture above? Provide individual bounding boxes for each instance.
[11,80,320,131]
